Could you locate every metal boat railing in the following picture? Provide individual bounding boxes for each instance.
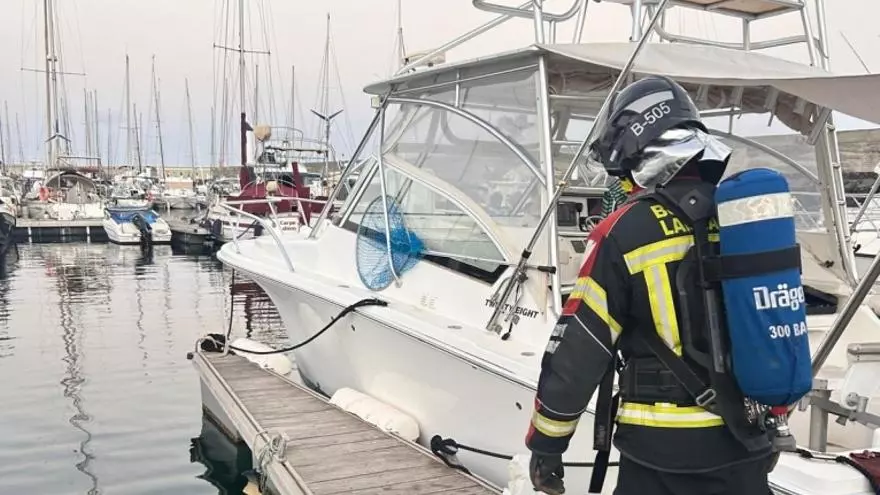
[218,198,295,271]
[218,195,329,273]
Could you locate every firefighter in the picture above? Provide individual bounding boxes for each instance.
[526,76,773,495]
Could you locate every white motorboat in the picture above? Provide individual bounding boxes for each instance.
[0,176,21,254]
[103,205,171,245]
[215,2,880,494]
[0,186,17,257]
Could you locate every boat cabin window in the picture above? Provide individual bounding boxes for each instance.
[343,167,507,284]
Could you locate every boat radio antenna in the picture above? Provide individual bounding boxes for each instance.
[485,0,673,333]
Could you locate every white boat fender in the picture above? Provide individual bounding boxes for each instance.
[229,338,294,376]
[329,388,420,442]
[502,454,541,495]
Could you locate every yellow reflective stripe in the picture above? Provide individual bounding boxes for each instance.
[644,264,682,355]
[532,411,579,438]
[570,276,622,338]
[617,402,724,428]
[623,236,693,274]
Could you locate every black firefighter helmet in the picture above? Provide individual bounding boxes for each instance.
[589,76,730,188]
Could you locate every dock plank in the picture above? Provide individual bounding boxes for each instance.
[294,445,438,483]
[345,474,477,495]
[197,352,499,495]
[285,438,404,467]
[307,464,457,494]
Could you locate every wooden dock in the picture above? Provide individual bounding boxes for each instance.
[191,351,501,495]
[13,218,108,243]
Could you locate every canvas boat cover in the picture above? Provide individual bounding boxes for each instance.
[368,42,880,126]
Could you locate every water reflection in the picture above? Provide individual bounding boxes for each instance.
[190,417,253,494]
[51,247,105,493]
[0,242,286,494]
[0,245,15,359]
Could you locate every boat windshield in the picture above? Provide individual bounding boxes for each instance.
[383,68,545,229]
[107,208,159,224]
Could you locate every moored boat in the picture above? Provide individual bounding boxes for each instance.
[103,205,172,245]
[215,1,880,493]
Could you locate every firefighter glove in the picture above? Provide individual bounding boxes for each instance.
[529,453,565,494]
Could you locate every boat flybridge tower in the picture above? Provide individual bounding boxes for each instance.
[311,0,856,323]
[219,1,880,488]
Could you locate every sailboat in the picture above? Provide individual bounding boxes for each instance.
[23,0,104,222]
[197,0,324,244]
[214,1,880,493]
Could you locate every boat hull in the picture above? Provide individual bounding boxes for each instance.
[0,211,16,256]
[220,240,872,494]
[102,218,172,245]
[230,265,612,492]
[26,201,104,221]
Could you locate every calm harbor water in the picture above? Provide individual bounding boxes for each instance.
[0,242,289,494]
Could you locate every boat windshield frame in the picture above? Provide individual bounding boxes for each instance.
[331,59,553,281]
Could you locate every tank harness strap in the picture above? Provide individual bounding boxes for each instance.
[631,328,718,408]
[703,245,803,282]
[589,355,623,493]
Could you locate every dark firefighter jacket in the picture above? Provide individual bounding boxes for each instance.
[526,180,771,473]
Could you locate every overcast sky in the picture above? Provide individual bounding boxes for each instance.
[0,0,878,167]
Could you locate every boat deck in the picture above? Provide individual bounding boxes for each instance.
[191,351,501,495]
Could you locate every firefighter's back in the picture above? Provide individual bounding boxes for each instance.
[601,185,771,475]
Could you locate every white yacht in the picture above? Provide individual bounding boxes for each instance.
[215,1,880,494]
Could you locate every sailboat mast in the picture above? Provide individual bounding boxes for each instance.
[106,108,112,167]
[185,79,197,186]
[125,54,132,166]
[322,14,330,118]
[210,105,215,168]
[0,102,6,170]
[254,64,259,127]
[134,104,142,172]
[15,114,24,166]
[3,103,11,166]
[93,90,101,166]
[48,0,62,163]
[288,65,295,143]
[83,89,92,158]
[151,56,166,179]
[238,0,247,167]
[42,0,54,167]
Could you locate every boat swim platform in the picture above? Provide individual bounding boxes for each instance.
[191,351,501,495]
[14,218,109,243]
